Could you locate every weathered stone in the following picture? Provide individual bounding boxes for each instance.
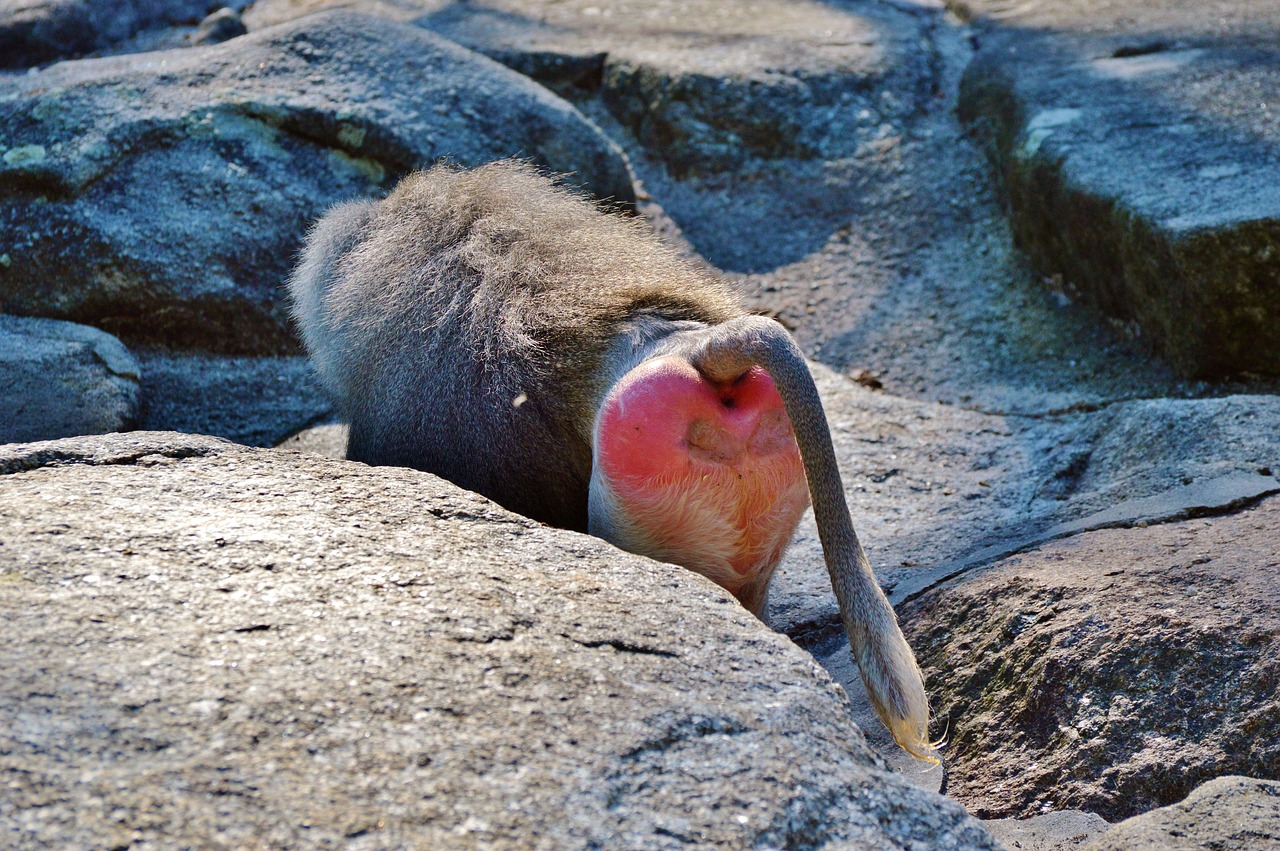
[957,1,1280,377]
[0,0,250,67]
[770,367,1280,637]
[246,0,934,176]
[0,313,140,442]
[1083,776,1280,851]
[0,432,998,850]
[984,810,1111,851]
[137,352,331,447]
[191,6,246,45]
[900,495,1280,821]
[0,11,633,353]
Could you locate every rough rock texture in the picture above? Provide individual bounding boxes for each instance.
[137,352,330,447]
[0,0,251,67]
[900,495,1280,821]
[1083,776,1280,851]
[984,811,1110,851]
[956,0,1280,377]
[0,11,633,353]
[769,367,1280,638]
[0,313,140,442]
[5,0,1280,845]
[244,0,934,176]
[0,432,998,850]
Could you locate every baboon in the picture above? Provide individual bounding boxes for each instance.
[289,160,934,760]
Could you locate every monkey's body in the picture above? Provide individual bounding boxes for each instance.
[291,163,740,531]
[290,161,934,760]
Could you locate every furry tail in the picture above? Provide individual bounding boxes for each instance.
[850,590,940,763]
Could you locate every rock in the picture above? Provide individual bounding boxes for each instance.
[191,6,246,45]
[0,11,634,353]
[0,431,998,849]
[771,375,1280,795]
[769,366,1280,637]
[0,0,250,67]
[956,1,1280,377]
[245,0,934,176]
[136,352,331,447]
[984,810,1111,851]
[1083,776,1280,851]
[0,314,140,442]
[899,494,1280,821]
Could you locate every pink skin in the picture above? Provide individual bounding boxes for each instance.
[594,356,810,610]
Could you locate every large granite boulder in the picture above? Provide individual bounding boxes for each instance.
[0,431,998,849]
[957,0,1280,377]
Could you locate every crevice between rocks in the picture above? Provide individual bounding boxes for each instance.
[792,471,1279,649]
[569,637,678,658]
[0,444,221,475]
[889,471,1280,606]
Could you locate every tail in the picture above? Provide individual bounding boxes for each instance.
[692,315,938,762]
[844,545,938,762]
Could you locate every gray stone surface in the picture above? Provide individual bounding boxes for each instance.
[137,351,331,447]
[985,811,1111,851]
[899,495,1280,821]
[245,0,934,176]
[768,366,1280,638]
[956,0,1280,377]
[3,0,1280,844]
[0,11,633,353]
[0,431,999,850]
[1084,776,1280,851]
[0,0,250,67]
[0,313,140,442]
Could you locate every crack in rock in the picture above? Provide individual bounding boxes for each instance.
[890,470,1280,605]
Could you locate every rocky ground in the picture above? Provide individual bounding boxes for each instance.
[2,0,1278,848]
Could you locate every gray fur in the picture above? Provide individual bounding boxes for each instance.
[288,160,739,530]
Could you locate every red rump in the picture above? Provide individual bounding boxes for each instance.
[594,356,809,590]
[597,359,796,476]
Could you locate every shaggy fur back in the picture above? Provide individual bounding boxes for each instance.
[290,160,743,529]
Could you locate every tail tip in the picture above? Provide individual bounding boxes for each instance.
[886,715,945,765]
